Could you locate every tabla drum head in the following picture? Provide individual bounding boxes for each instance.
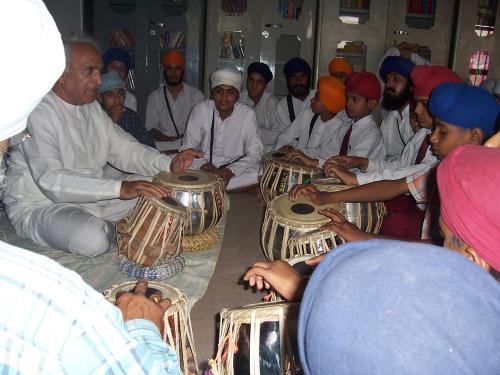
[271,194,340,225]
[104,281,182,306]
[155,170,218,188]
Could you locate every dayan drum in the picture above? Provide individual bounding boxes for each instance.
[287,229,345,258]
[260,151,321,203]
[211,302,302,375]
[117,195,187,268]
[261,194,336,261]
[104,281,198,374]
[269,255,315,302]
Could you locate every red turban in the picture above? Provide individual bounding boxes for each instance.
[328,57,353,76]
[162,49,185,68]
[410,65,461,98]
[437,145,500,272]
[317,76,346,113]
[345,72,381,101]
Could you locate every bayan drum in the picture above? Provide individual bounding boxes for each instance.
[104,281,198,374]
[117,195,187,276]
[154,170,226,251]
[261,194,337,261]
[260,151,321,203]
[210,302,302,375]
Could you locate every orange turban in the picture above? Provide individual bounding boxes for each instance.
[318,76,346,113]
[328,57,353,76]
[162,49,185,68]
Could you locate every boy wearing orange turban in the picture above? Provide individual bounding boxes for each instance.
[145,49,204,152]
[328,57,353,84]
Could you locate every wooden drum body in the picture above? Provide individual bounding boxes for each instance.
[104,281,198,374]
[260,152,321,203]
[215,302,302,375]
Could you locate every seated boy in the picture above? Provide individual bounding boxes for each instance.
[180,67,263,190]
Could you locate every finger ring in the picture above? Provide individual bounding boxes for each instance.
[151,294,162,303]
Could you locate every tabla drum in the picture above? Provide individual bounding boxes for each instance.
[310,175,343,186]
[260,151,321,203]
[287,229,345,258]
[117,195,187,268]
[104,281,199,374]
[211,302,302,375]
[154,170,226,251]
[269,255,316,302]
[261,194,339,261]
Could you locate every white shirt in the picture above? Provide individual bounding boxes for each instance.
[357,128,438,185]
[275,89,317,135]
[380,104,413,161]
[180,100,263,177]
[275,108,320,151]
[124,90,137,111]
[145,83,205,137]
[4,91,171,225]
[239,90,279,151]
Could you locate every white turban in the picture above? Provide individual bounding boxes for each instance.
[210,67,242,92]
[0,0,65,141]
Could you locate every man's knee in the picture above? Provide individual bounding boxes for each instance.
[68,218,116,257]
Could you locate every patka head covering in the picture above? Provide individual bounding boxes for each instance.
[429,82,499,135]
[438,145,500,271]
[379,55,415,82]
[317,76,346,113]
[0,0,65,141]
[328,57,353,76]
[102,47,131,75]
[284,57,312,79]
[299,239,500,375]
[345,72,381,101]
[479,78,496,94]
[411,65,461,98]
[247,62,273,83]
[162,49,185,68]
[210,67,243,92]
[99,72,125,94]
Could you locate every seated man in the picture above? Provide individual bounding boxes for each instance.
[102,47,137,111]
[180,67,263,191]
[239,62,279,152]
[98,71,156,148]
[3,37,201,256]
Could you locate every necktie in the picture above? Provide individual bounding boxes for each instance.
[339,125,352,156]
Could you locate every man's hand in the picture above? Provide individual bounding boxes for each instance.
[305,253,327,266]
[170,148,203,173]
[109,105,126,123]
[277,145,294,153]
[218,167,234,189]
[485,131,500,148]
[120,180,169,200]
[115,280,171,334]
[285,150,318,167]
[323,164,358,185]
[289,183,327,205]
[200,162,219,174]
[325,155,367,170]
[318,208,373,242]
[243,261,307,302]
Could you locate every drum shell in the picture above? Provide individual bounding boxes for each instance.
[287,229,344,258]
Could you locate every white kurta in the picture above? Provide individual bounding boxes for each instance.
[275,89,316,137]
[356,128,438,185]
[380,104,413,161]
[145,83,205,149]
[124,90,137,111]
[239,90,279,152]
[180,100,263,190]
[4,91,172,255]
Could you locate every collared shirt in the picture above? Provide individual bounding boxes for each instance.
[118,107,157,149]
[145,83,205,137]
[380,104,413,161]
[4,91,171,227]
[275,107,321,151]
[180,100,263,177]
[239,90,279,151]
[0,240,181,374]
[357,128,438,185]
[275,89,317,136]
[124,90,137,111]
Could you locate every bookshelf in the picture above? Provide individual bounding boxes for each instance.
[336,40,367,72]
[221,0,247,16]
[339,0,370,24]
[279,0,304,20]
[405,0,437,29]
[475,0,498,37]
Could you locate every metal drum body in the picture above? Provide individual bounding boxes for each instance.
[154,170,225,236]
[216,302,302,375]
[261,194,337,261]
[104,281,198,374]
[260,151,321,203]
[287,229,344,258]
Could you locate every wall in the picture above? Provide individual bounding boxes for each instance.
[43,0,83,38]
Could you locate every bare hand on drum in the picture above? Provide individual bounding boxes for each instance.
[318,208,374,242]
[243,261,307,302]
[288,184,327,205]
[284,150,318,167]
[325,155,367,170]
[120,180,170,200]
[305,253,327,266]
[115,280,171,334]
[170,148,204,173]
[323,164,358,186]
[277,145,294,153]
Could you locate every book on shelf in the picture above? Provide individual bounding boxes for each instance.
[109,29,134,48]
[279,0,304,20]
[407,0,436,15]
[219,32,245,60]
[340,0,370,9]
[161,31,185,49]
[221,0,247,16]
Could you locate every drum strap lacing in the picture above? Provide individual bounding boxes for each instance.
[286,94,296,123]
[163,85,181,138]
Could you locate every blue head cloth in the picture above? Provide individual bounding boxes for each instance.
[284,57,311,79]
[379,55,415,82]
[99,71,125,94]
[429,82,499,135]
[248,61,273,83]
[102,47,131,75]
[298,240,500,375]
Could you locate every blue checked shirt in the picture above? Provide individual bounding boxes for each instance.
[0,240,181,374]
